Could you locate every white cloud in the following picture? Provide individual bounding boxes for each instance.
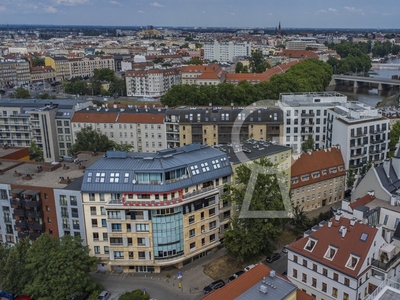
[150,2,164,7]
[344,6,364,15]
[328,8,338,12]
[316,9,327,14]
[230,12,235,16]
[382,12,394,16]
[138,10,145,13]
[201,10,205,14]
[44,6,57,13]
[109,0,120,4]
[53,0,89,6]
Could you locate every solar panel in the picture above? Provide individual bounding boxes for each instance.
[360,233,368,242]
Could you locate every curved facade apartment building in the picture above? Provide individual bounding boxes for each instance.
[81,144,233,273]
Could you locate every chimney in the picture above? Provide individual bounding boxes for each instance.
[350,218,357,226]
[367,190,375,197]
[383,159,391,177]
[335,213,342,222]
[341,226,347,238]
[328,220,332,228]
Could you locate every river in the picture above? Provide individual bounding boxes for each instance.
[333,58,400,107]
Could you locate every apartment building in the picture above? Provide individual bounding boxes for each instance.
[326,102,390,170]
[0,59,30,87]
[68,55,115,78]
[30,66,56,83]
[290,147,346,212]
[125,68,181,98]
[44,56,71,81]
[71,105,167,153]
[278,92,348,154]
[0,99,92,161]
[203,40,251,62]
[80,145,233,273]
[287,214,386,300]
[164,107,283,148]
[0,151,101,245]
[181,63,226,86]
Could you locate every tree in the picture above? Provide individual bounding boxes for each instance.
[186,57,203,65]
[23,234,99,300]
[222,158,288,262]
[119,289,150,300]
[301,134,315,153]
[346,168,356,190]
[31,57,45,67]
[69,127,132,155]
[153,57,165,64]
[290,205,310,235]
[0,238,31,295]
[29,141,44,162]
[12,87,31,99]
[389,121,400,157]
[249,50,270,73]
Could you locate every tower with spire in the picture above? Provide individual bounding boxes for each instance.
[277,21,282,36]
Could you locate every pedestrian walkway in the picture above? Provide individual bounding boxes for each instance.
[306,201,342,219]
[92,247,228,299]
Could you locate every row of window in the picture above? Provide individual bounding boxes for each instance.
[291,179,344,192]
[73,123,162,130]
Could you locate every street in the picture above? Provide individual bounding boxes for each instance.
[92,272,202,300]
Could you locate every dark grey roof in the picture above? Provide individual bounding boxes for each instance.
[64,176,84,191]
[165,107,283,124]
[81,144,233,193]
[222,140,291,164]
[375,163,400,193]
[393,222,400,241]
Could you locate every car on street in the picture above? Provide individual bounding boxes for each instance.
[266,253,281,263]
[228,270,245,282]
[203,279,225,294]
[96,291,110,300]
[244,264,256,272]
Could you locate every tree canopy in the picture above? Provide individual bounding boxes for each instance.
[29,141,44,162]
[160,59,332,107]
[0,235,100,299]
[11,87,31,99]
[222,158,288,262]
[301,134,315,153]
[389,121,400,157]
[69,127,132,155]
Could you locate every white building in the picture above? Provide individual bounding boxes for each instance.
[326,102,390,170]
[278,92,347,154]
[203,40,251,62]
[287,214,386,300]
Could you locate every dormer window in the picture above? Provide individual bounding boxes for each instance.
[322,170,327,176]
[312,172,320,179]
[301,175,309,182]
[291,177,298,184]
[304,238,318,252]
[338,166,344,171]
[346,254,360,270]
[324,246,338,261]
[329,167,337,174]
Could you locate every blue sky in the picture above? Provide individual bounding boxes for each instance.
[0,0,398,28]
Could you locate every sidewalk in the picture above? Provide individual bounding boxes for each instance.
[306,201,341,219]
[93,247,228,299]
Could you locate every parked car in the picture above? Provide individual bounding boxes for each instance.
[228,270,245,282]
[203,279,225,294]
[244,264,256,272]
[70,292,90,300]
[96,291,110,300]
[266,253,281,263]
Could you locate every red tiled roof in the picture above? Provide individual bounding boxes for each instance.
[288,217,377,277]
[71,112,118,123]
[279,50,319,59]
[349,194,376,210]
[297,289,315,300]
[117,113,164,124]
[291,147,345,189]
[200,264,272,300]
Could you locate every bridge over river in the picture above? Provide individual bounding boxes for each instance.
[331,74,400,91]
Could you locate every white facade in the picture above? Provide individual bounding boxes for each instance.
[204,40,251,62]
[327,102,390,170]
[278,92,347,154]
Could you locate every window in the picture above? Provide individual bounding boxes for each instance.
[101,219,107,227]
[104,246,109,254]
[312,277,317,287]
[333,273,338,281]
[93,232,99,241]
[189,229,195,238]
[332,287,338,298]
[305,238,317,252]
[302,273,307,283]
[292,269,297,278]
[324,246,337,260]
[94,246,100,254]
[343,292,349,300]
[90,206,96,215]
[91,219,98,227]
[209,221,216,230]
[322,282,327,292]
[303,259,307,267]
[189,215,195,224]
[103,232,108,241]
[344,277,350,286]
[111,223,122,232]
[109,172,120,183]
[136,223,149,232]
[312,263,317,271]
[138,252,146,259]
[293,255,298,263]
[114,251,124,259]
[190,242,196,250]
[209,208,215,217]
[346,255,360,269]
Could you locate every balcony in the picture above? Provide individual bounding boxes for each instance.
[18,231,30,239]
[371,139,384,145]
[13,209,25,217]
[301,113,315,117]
[15,220,27,229]
[26,210,43,218]
[372,250,400,271]
[10,198,22,206]
[27,221,44,231]
[29,233,42,240]
[24,200,42,208]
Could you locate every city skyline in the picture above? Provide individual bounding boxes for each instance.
[0,0,399,29]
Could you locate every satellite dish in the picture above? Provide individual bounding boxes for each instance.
[132,179,136,184]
